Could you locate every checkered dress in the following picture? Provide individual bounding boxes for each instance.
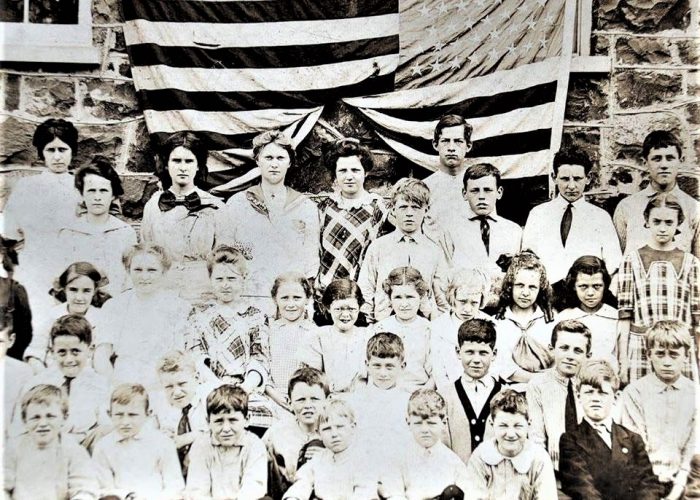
[617,248,700,381]
[316,192,388,292]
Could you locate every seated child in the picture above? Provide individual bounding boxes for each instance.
[152,350,215,477]
[1,311,32,435]
[93,383,185,499]
[296,278,371,393]
[439,318,506,464]
[4,384,98,500]
[186,384,268,499]
[186,244,274,431]
[283,398,377,499]
[379,389,469,499]
[526,319,591,470]
[619,320,696,499]
[372,266,434,391]
[18,314,110,448]
[431,267,491,387]
[466,389,557,499]
[560,359,665,500]
[263,367,329,498]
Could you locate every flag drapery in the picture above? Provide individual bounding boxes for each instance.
[122,0,575,188]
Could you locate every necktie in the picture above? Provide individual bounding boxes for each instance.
[177,404,192,467]
[565,379,577,433]
[158,191,204,212]
[62,376,73,397]
[593,422,612,448]
[560,203,573,246]
[477,216,490,255]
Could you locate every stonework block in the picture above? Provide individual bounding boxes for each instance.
[677,39,699,66]
[616,37,673,65]
[23,77,76,117]
[614,70,683,109]
[93,0,122,24]
[73,123,127,168]
[565,75,609,122]
[609,113,684,162]
[81,79,139,121]
[598,0,690,31]
[0,117,38,165]
[124,120,156,173]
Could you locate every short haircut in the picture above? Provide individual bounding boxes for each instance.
[562,255,612,310]
[156,350,197,375]
[110,383,150,413]
[32,118,78,159]
[642,130,682,160]
[462,163,501,190]
[21,384,68,421]
[74,155,124,197]
[270,272,313,299]
[319,398,356,426]
[643,193,685,226]
[389,177,431,209]
[321,278,364,310]
[122,243,172,272]
[49,314,92,347]
[206,244,249,277]
[552,147,593,176]
[156,131,209,190]
[446,268,488,309]
[407,389,446,420]
[551,319,592,354]
[50,261,111,308]
[490,389,528,419]
[326,138,374,176]
[457,319,497,349]
[433,114,473,144]
[252,129,296,168]
[206,384,248,418]
[382,266,429,298]
[288,366,330,398]
[646,320,692,353]
[0,306,13,334]
[575,359,619,392]
[496,250,554,323]
[366,332,405,361]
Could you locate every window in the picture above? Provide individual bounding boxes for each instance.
[571,0,611,73]
[0,0,99,63]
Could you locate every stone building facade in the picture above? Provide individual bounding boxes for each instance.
[0,0,697,223]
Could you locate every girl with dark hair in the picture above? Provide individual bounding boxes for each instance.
[0,237,32,361]
[140,131,223,300]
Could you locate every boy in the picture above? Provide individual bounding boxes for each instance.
[522,148,621,300]
[284,398,377,499]
[18,314,110,447]
[379,389,469,499]
[466,390,557,499]
[263,366,329,498]
[93,383,185,499]
[526,319,591,470]
[559,359,665,500]
[619,320,696,500]
[0,310,32,435]
[186,384,267,499]
[614,130,699,256]
[439,318,505,464]
[358,177,449,322]
[4,384,98,499]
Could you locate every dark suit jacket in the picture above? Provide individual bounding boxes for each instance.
[560,420,666,500]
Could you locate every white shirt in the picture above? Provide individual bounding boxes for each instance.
[492,307,553,381]
[522,195,622,283]
[459,373,496,416]
[424,169,468,229]
[584,417,613,448]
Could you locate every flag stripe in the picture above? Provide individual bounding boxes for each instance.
[123,0,398,23]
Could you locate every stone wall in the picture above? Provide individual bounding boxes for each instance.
[1,0,697,221]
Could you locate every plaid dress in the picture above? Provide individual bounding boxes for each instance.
[316,191,388,292]
[617,246,700,381]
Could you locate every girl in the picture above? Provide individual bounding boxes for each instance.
[185,244,275,431]
[296,278,370,393]
[141,131,223,301]
[0,237,32,361]
[267,272,316,408]
[93,243,189,389]
[372,266,433,391]
[557,256,618,369]
[617,194,699,384]
[431,267,491,387]
[493,251,555,384]
[24,261,110,373]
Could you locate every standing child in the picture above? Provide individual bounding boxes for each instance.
[617,194,700,384]
[296,278,371,393]
[0,237,32,361]
[557,256,618,369]
[619,321,696,500]
[358,178,449,322]
[4,385,98,499]
[186,385,268,500]
[93,383,184,499]
[492,251,555,384]
[372,266,433,391]
[466,389,557,500]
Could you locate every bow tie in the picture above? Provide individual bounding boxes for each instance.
[158,191,203,212]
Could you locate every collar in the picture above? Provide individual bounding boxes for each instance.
[210,432,245,448]
[584,416,612,433]
[464,204,498,222]
[550,368,574,387]
[328,189,378,210]
[568,304,618,320]
[434,167,467,182]
[480,439,536,474]
[460,373,494,389]
[388,229,426,244]
[649,372,684,392]
[503,305,544,324]
[247,184,304,212]
[554,194,585,208]
[641,184,681,198]
[117,426,149,444]
[69,213,128,235]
